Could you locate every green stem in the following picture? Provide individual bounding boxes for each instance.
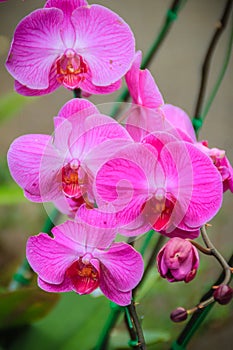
[192,0,233,134]
[201,13,233,122]
[126,302,146,350]
[200,226,232,285]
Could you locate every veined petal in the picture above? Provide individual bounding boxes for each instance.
[15,65,60,96]
[161,227,200,239]
[7,134,61,202]
[100,282,132,306]
[56,220,116,252]
[161,104,196,142]
[125,105,167,142]
[45,0,87,11]
[139,69,164,108]
[57,97,99,119]
[182,143,223,227]
[6,8,65,89]
[26,231,81,284]
[160,142,223,230]
[118,213,152,237]
[44,0,87,47]
[80,74,122,95]
[97,242,144,292]
[95,143,155,220]
[38,276,71,292]
[69,117,131,160]
[72,5,135,85]
[125,50,142,103]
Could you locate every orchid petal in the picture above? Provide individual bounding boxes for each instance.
[14,65,60,96]
[160,142,223,230]
[97,242,144,293]
[38,276,72,292]
[7,134,61,202]
[125,50,142,103]
[72,5,135,85]
[6,9,65,89]
[139,69,164,108]
[54,220,116,251]
[26,231,82,284]
[161,104,196,142]
[57,98,99,119]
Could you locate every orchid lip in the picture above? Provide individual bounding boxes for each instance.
[56,49,89,89]
[62,159,82,198]
[66,257,100,295]
[142,192,176,231]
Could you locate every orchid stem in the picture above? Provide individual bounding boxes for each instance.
[126,301,146,350]
[201,225,232,284]
[192,0,233,134]
[73,88,82,98]
[189,239,212,255]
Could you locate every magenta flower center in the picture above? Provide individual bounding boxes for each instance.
[143,190,176,230]
[62,159,82,198]
[56,49,88,89]
[66,256,99,295]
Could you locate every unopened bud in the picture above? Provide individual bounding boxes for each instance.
[170,307,188,322]
[213,285,233,305]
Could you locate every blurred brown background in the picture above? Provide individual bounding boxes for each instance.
[0,1,232,349]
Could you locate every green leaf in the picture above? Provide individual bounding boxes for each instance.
[110,329,170,349]
[0,287,60,330]
[9,293,110,350]
[0,184,27,205]
[0,92,36,124]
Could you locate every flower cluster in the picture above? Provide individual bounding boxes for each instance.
[6,0,233,306]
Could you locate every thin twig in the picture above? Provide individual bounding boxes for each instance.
[171,254,233,350]
[201,225,232,285]
[193,0,233,125]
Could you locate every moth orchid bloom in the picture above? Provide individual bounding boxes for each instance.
[6,0,135,96]
[7,98,132,209]
[125,51,196,143]
[157,237,199,283]
[95,137,223,238]
[195,141,233,193]
[26,219,144,306]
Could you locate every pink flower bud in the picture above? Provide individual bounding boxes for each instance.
[157,237,199,283]
[170,307,188,322]
[213,285,233,305]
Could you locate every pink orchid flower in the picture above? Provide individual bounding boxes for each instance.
[195,141,233,193]
[157,237,199,283]
[26,219,144,306]
[95,135,223,238]
[6,0,135,96]
[125,51,196,143]
[7,98,132,209]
